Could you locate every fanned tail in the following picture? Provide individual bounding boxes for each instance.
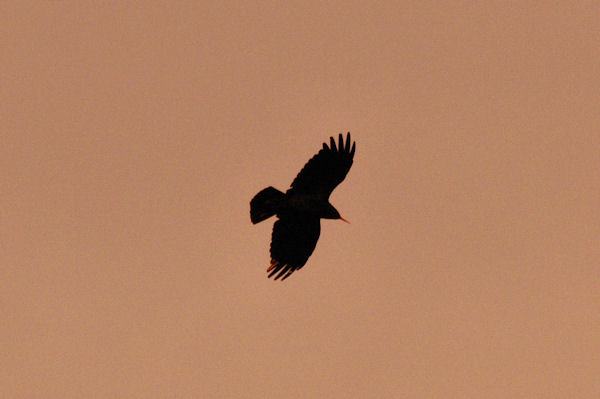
[250,187,284,224]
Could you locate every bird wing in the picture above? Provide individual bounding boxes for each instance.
[268,215,321,280]
[288,132,356,198]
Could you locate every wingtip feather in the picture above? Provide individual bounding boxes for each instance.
[275,265,291,280]
[267,260,279,273]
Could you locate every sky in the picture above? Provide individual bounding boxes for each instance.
[2,2,599,398]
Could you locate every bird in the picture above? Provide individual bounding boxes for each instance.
[250,132,356,280]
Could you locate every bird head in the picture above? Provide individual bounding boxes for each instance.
[322,203,350,223]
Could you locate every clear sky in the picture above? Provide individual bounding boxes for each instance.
[2,2,599,398]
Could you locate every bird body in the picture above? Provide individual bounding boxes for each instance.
[250,133,356,280]
[283,192,338,218]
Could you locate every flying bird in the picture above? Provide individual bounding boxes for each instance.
[250,132,356,280]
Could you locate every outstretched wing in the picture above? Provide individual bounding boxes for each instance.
[288,132,356,197]
[268,215,321,280]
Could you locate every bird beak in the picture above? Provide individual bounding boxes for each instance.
[339,216,350,224]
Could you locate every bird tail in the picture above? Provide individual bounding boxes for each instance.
[250,186,284,224]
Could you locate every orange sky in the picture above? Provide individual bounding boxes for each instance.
[2,2,599,398]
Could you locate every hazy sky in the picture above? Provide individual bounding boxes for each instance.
[2,2,599,398]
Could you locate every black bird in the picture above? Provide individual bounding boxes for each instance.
[250,132,356,280]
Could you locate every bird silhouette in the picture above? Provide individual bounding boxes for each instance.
[250,132,356,280]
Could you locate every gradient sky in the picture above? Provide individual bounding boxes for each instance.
[2,2,599,398]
